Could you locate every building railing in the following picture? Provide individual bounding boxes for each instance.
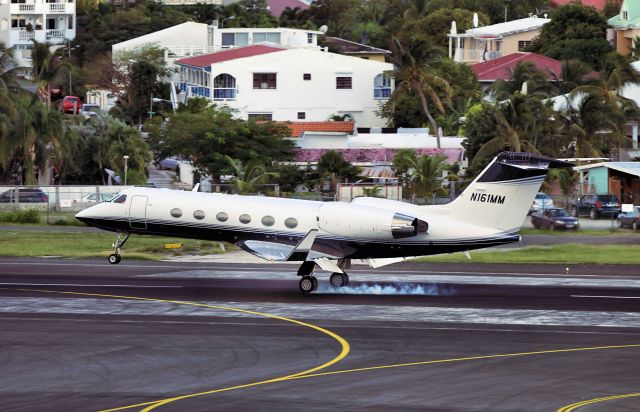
[48,2,65,11]
[46,29,65,39]
[453,48,501,63]
[162,0,222,5]
[165,46,217,57]
[19,3,35,11]
[18,31,36,41]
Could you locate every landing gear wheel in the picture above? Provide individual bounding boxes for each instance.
[299,276,318,294]
[330,272,349,287]
[108,254,121,264]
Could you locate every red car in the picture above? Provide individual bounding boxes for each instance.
[60,96,81,114]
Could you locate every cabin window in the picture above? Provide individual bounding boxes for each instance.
[284,217,298,228]
[170,208,182,218]
[193,210,205,220]
[216,212,228,222]
[113,195,127,204]
[261,215,275,226]
[303,73,311,81]
[239,214,251,224]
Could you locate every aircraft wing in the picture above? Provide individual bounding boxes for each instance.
[236,230,318,262]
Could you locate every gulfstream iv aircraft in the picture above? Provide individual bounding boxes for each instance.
[76,152,571,293]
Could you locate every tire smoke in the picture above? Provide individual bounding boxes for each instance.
[318,283,454,296]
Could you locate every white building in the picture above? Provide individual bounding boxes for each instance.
[0,0,76,68]
[448,16,550,64]
[175,44,394,127]
[111,21,322,83]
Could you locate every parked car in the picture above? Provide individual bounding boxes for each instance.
[0,188,48,203]
[531,207,579,231]
[572,194,621,219]
[80,103,100,119]
[73,192,116,205]
[155,157,186,171]
[617,206,640,230]
[60,96,81,114]
[528,192,554,215]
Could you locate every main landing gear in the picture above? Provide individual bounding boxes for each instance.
[297,259,351,294]
[108,232,130,265]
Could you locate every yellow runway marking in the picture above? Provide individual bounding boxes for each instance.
[557,392,640,411]
[13,289,350,412]
[11,288,640,412]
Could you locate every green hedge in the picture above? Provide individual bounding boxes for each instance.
[0,209,41,224]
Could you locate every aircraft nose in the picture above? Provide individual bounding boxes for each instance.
[75,205,98,225]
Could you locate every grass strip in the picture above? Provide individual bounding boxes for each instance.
[0,231,226,260]
[415,244,640,265]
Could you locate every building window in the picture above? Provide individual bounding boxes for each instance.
[68,18,73,30]
[373,74,392,99]
[518,40,531,51]
[303,73,311,81]
[193,210,205,220]
[11,18,26,28]
[239,214,251,224]
[213,73,236,100]
[623,10,628,20]
[297,112,306,120]
[221,32,249,48]
[170,208,182,218]
[253,73,276,89]
[216,212,228,222]
[336,76,352,89]
[307,33,313,44]
[253,32,281,44]
[261,216,275,226]
[248,113,273,121]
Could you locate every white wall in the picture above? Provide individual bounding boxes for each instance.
[204,48,393,127]
[112,22,209,55]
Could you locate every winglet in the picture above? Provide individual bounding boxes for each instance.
[285,229,318,261]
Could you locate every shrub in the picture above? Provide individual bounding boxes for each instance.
[0,209,41,224]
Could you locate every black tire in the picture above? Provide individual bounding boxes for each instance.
[330,273,349,287]
[589,208,598,220]
[299,276,316,294]
[108,254,121,265]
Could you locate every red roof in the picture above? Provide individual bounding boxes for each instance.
[286,121,356,137]
[550,0,610,11]
[471,52,562,82]
[267,0,309,18]
[175,45,285,68]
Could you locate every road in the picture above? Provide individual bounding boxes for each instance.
[0,258,639,411]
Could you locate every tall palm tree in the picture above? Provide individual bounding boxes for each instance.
[316,150,360,195]
[30,40,68,107]
[492,61,551,100]
[389,33,451,148]
[411,154,448,199]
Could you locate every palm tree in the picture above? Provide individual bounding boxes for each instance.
[410,154,448,200]
[225,156,278,194]
[316,150,361,196]
[389,33,451,148]
[30,40,68,107]
[492,61,551,100]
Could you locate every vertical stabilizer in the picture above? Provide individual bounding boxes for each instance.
[445,152,572,231]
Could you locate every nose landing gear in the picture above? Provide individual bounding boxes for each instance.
[108,232,130,265]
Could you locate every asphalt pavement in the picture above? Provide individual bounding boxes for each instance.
[0,258,639,411]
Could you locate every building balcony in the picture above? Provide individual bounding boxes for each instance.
[213,88,236,101]
[46,29,66,39]
[179,82,211,99]
[165,45,217,58]
[162,0,221,5]
[10,1,75,15]
[453,48,501,63]
[48,2,66,12]
[374,87,392,99]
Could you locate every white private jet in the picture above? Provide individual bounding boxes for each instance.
[76,152,571,293]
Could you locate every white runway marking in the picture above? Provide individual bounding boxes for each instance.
[1,297,640,328]
[572,295,640,300]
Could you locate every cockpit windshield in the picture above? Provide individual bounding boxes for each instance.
[112,194,127,204]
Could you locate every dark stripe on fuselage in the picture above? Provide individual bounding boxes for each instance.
[78,217,519,260]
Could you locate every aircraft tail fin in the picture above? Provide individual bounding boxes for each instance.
[445,152,572,232]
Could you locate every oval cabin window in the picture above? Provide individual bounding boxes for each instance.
[193,210,205,220]
[170,208,182,218]
[216,212,228,222]
[284,217,298,228]
[261,215,275,226]
[239,214,251,224]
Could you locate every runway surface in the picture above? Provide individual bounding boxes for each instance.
[0,257,639,412]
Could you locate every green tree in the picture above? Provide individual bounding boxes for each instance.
[30,40,69,107]
[412,154,448,199]
[389,33,451,147]
[391,149,416,199]
[492,61,552,100]
[316,150,361,195]
[528,3,613,71]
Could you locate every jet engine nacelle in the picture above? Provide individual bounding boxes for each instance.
[318,203,428,240]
